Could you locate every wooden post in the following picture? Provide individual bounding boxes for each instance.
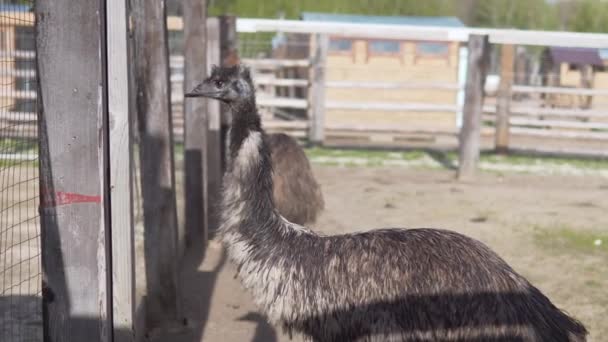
[107,0,135,341]
[309,34,328,145]
[495,44,514,153]
[183,0,208,247]
[205,16,238,234]
[131,0,181,332]
[458,34,490,181]
[218,15,238,171]
[205,18,222,235]
[36,0,111,340]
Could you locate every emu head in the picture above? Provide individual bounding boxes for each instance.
[185,64,254,104]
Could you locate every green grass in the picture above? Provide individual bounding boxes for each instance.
[305,147,426,161]
[304,147,608,172]
[533,225,608,255]
[0,138,38,154]
[480,153,608,170]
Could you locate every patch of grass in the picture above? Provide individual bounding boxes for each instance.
[533,225,608,255]
[305,147,425,162]
[480,153,608,170]
[306,147,608,174]
[0,138,38,154]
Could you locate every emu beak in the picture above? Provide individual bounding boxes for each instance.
[185,82,219,99]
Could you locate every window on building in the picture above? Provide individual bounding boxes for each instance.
[415,42,449,56]
[369,40,400,54]
[329,39,352,53]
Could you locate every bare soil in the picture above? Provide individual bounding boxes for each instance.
[155,165,608,342]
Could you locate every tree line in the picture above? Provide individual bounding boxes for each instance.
[170,0,608,34]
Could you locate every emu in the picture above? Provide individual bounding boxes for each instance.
[268,132,324,225]
[185,65,587,342]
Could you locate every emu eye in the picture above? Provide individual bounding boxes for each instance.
[214,80,224,88]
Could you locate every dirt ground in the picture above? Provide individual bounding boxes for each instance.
[153,164,608,342]
[2,163,607,341]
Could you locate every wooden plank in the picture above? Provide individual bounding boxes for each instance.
[262,120,309,129]
[0,50,36,59]
[241,58,311,68]
[510,127,608,140]
[183,0,209,247]
[205,17,223,234]
[326,101,459,112]
[106,0,135,340]
[325,123,458,135]
[36,0,112,340]
[512,85,608,96]
[255,77,309,87]
[236,18,608,48]
[458,34,490,181]
[326,81,460,91]
[0,90,37,99]
[501,106,608,119]
[131,0,181,334]
[495,44,514,153]
[0,69,36,77]
[309,34,328,145]
[509,118,608,130]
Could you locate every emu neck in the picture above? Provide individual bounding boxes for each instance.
[222,96,279,237]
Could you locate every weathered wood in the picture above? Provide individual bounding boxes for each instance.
[106,0,135,340]
[512,85,608,96]
[508,118,608,130]
[458,34,490,181]
[205,17,222,235]
[36,0,111,340]
[485,105,608,119]
[510,127,608,140]
[326,101,459,112]
[241,58,311,68]
[204,15,238,233]
[235,18,608,48]
[495,44,514,153]
[326,81,461,90]
[309,34,328,145]
[131,0,180,333]
[183,0,208,246]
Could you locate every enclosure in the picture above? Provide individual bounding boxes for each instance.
[1,0,607,341]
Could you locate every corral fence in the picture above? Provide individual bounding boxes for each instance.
[166,17,608,158]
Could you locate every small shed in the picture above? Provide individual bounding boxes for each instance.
[540,47,605,108]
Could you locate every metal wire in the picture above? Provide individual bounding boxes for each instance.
[0,1,41,341]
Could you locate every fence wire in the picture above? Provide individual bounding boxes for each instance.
[0,1,41,342]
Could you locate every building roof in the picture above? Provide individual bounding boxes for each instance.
[300,12,465,28]
[548,47,603,66]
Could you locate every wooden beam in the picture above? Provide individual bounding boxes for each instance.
[495,44,514,153]
[236,18,608,48]
[309,34,328,145]
[205,17,223,235]
[511,85,608,96]
[458,34,490,181]
[183,0,208,247]
[36,0,111,340]
[326,81,460,90]
[326,101,458,112]
[215,15,238,228]
[131,0,181,334]
[106,0,135,340]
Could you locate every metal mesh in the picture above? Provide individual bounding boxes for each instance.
[0,1,41,341]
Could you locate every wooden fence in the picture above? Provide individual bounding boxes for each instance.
[4,17,608,158]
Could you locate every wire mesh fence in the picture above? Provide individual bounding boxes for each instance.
[0,1,41,341]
